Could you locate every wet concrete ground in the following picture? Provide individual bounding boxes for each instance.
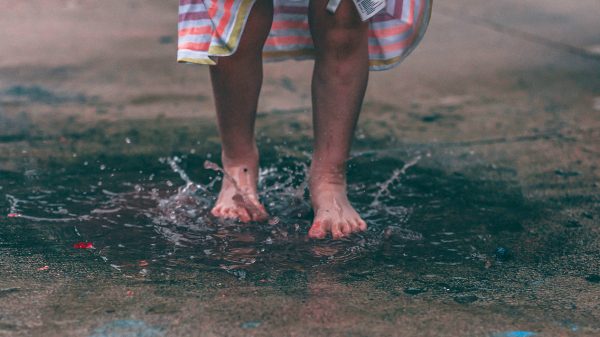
[1,1,600,336]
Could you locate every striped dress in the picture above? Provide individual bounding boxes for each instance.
[178,0,432,71]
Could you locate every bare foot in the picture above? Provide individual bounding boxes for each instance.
[308,170,367,239]
[211,156,268,223]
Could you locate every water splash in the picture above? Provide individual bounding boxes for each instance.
[371,155,421,207]
[1,152,440,275]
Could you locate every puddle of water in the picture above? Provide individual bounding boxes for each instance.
[0,85,90,105]
[0,140,539,280]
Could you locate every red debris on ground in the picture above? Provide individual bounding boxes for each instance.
[138,260,149,267]
[37,266,49,271]
[126,290,134,297]
[7,213,20,218]
[73,242,94,249]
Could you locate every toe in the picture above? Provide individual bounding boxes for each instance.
[358,219,367,231]
[348,219,360,233]
[222,208,235,219]
[308,221,327,239]
[211,206,222,217]
[250,204,269,222]
[236,208,252,223]
[331,223,344,240]
[340,222,352,236]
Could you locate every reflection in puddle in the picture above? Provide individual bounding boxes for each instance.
[1,147,536,280]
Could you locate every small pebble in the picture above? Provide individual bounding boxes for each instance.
[564,219,582,228]
[494,247,511,261]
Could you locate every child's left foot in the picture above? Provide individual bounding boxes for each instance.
[308,170,367,240]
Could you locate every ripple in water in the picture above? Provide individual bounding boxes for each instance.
[2,153,425,276]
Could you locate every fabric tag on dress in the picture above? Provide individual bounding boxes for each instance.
[352,0,387,21]
[326,0,342,14]
[386,0,396,16]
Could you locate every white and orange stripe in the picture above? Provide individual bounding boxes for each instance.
[178,0,432,71]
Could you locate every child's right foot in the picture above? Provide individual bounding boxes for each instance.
[211,157,268,223]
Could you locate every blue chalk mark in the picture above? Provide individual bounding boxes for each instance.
[89,319,164,337]
[491,331,537,337]
[240,320,261,329]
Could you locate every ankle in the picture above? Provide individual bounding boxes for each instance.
[309,164,347,191]
[221,145,259,170]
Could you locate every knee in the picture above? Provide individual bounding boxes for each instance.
[316,18,368,59]
[324,29,364,55]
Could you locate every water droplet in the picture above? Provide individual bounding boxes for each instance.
[404,287,427,295]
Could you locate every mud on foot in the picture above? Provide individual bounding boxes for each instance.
[211,164,268,223]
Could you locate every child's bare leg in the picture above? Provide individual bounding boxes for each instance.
[307,0,369,239]
[209,1,273,222]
